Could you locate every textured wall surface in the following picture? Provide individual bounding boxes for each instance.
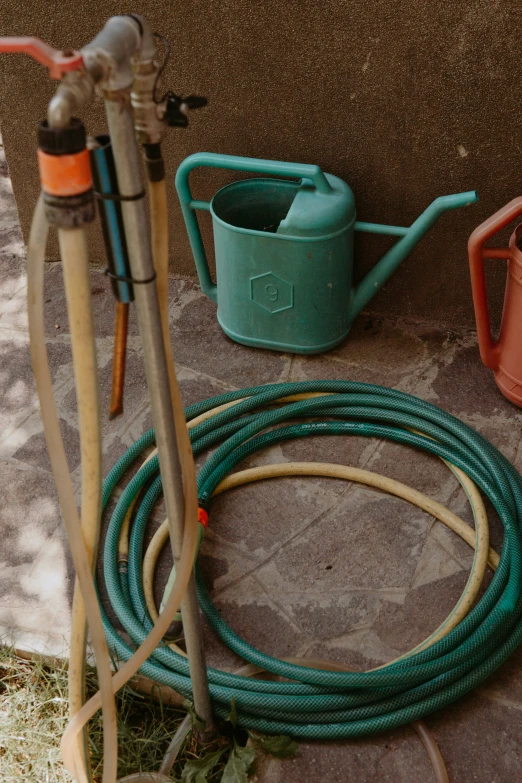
[1,1,521,328]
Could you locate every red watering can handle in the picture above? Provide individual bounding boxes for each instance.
[0,37,83,78]
[468,197,522,371]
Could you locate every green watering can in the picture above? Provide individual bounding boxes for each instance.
[175,153,477,354]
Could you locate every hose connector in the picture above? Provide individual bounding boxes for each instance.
[131,58,166,145]
[47,69,96,129]
[38,118,95,228]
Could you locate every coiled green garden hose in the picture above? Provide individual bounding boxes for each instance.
[100,380,522,740]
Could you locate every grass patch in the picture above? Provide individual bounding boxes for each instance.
[0,647,296,782]
[0,646,196,782]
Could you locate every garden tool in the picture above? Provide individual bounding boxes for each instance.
[469,197,522,406]
[176,152,477,353]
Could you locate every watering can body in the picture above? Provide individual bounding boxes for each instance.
[209,174,355,353]
[468,197,522,406]
[176,153,477,354]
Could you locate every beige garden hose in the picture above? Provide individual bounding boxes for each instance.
[143,438,497,642]
[27,197,118,783]
[62,175,203,778]
[59,225,106,783]
[27,194,200,783]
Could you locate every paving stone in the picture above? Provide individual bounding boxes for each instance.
[0,283,28,330]
[97,370,230,476]
[169,286,290,387]
[446,482,506,558]
[365,438,454,501]
[0,162,20,225]
[0,330,37,435]
[201,616,245,672]
[429,515,476,573]
[40,266,141,339]
[410,530,464,590]
[289,313,428,389]
[207,474,346,559]
[269,490,432,593]
[0,262,137,338]
[308,626,404,669]
[0,461,61,578]
[257,727,433,783]
[0,141,32,325]
[178,370,235,411]
[210,575,310,660]
[300,639,383,671]
[0,331,79,441]
[12,414,80,473]
[0,261,59,333]
[478,643,522,708]
[0,232,26,309]
[428,694,522,783]
[430,472,507,577]
[0,461,71,656]
[373,570,469,655]
[277,425,381,471]
[62,346,148,430]
[288,593,371,640]
[430,340,521,419]
[199,534,260,593]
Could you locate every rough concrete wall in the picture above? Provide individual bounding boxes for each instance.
[0,1,520,329]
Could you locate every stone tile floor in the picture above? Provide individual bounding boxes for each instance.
[2,136,522,780]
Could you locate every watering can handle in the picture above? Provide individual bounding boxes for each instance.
[175,152,332,303]
[468,197,522,371]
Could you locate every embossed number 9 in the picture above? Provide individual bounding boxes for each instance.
[265,284,278,301]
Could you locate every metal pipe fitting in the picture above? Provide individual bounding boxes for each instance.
[47,69,96,128]
[47,13,146,128]
[81,14,154,92]
[129,14,156,60]
[131,59,167,145]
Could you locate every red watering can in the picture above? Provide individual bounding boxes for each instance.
[468,197,522,406]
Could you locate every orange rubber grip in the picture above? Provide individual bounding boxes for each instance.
[38,148,92,197]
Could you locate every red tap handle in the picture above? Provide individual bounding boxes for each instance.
[468,197,522,370]
[0,37,83,78]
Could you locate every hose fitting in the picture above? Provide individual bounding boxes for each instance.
[142,143,165,181]
[131,59,166,145]
[47,69,96,129]
[38,118,95,228]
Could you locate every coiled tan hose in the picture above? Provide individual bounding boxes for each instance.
[217,462,492,663]
[143,455,495,783]
[142,457,495,783]
[142,452,496,647]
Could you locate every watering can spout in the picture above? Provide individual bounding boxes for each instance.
[349,190,479,319]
